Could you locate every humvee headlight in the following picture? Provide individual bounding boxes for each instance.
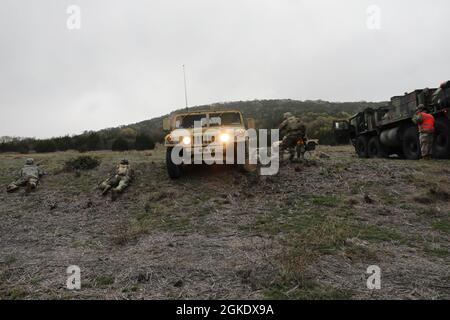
[182,136,191,145]
[219,133,231,143]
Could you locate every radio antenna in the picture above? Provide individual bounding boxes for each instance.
[183,64,189,110]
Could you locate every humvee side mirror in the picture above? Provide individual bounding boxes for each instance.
[247,118,255,129]
[163,118,170,131]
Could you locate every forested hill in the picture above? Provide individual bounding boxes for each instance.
[120,99,386,144]
[1,99,386,153]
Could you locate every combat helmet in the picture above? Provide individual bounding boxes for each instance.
[283,112,293,119]
[416,104,427,112]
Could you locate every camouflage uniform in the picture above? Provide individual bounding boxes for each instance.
[419,133,434,159]
[6,158,44,193]
[278,112,306,161]
[100,159,133,200]
[296,139,306,160]
[412,105,435,159]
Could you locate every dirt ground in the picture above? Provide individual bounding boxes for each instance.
[0,145,449,300]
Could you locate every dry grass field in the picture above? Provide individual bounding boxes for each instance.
[0,145,449,299]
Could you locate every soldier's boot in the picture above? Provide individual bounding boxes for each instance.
[6,184,19,193]
[101,185,111,196]
[30,178,38,189]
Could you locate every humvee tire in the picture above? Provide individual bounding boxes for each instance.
[355,136,369,158]
[166,147,182,179]
[402,126,421,160]
[368,136,388,158]
[433,117,450,159]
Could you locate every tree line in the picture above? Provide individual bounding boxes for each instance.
[0,99,386,153]
[0,129,155,154]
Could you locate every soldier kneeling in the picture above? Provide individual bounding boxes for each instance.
[278,112,307,162]
[99,159,133,201]
[6,158,45,193]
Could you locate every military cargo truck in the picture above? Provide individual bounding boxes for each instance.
[162,109,255,178]
[335,81,450,159]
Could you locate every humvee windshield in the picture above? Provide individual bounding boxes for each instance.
[209,112,242,126]
[176,114,208,128]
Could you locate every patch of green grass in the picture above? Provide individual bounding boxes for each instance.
[399,203,414,211]
[115,193,221,244]
[72,239,103,250]
[122,285,139,293]
[243,195,404,247]
[418,207,442,218]
[400,173,425,185]
[318,166,332,178]
[3,288,28,299]
[94,275,115,286]
[432,218,450,234]
[131,211,192,234]
[423,244,448,258]
[355,224,404,243]
[295,215,352,254]
[241,195,345,234]
[1,255,17,265]
[350,180,372,195]
[378,191,397,205]
[309,195,342,207]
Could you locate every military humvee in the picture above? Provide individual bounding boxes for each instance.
[162,109,255,178]
[334,80,450,159]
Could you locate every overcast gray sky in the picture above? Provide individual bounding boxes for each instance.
[1,0,449,138]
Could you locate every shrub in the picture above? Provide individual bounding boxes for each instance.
[64,155,100,172]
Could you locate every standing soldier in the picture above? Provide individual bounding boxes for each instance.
[99,159,133,200]
[278,112,306,162]
[6,158,45,193]
[412,104,435,160]
[296,138,307,160]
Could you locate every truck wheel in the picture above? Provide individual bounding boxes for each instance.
[355,136,368,158]
[368,136,388,158]
[166,147,182,179]
[402,126,421,160]
[432,117,450,159]
[395,148,406,159]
